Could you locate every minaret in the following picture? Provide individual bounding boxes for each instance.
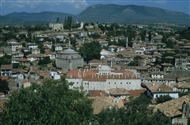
[68,39,71,49]
[126,37,128,48]
[68,39,72,70]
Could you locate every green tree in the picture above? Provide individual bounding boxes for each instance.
[79,41,101,63]
[93,94,171,125]
[0,79,9,94]
[179,91,189,97]
[38,56,51,65]
[128,56,139,66]
[89,33,101,39]
[156,95,173,104]
[64,16,73,30]
[0,78,93,124]
[0,54,11,67]
[148,31,152,42]
[140,30,146,41]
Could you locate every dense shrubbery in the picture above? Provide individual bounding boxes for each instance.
[156,95,173,104]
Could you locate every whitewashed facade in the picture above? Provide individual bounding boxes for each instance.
[66,65,142,93]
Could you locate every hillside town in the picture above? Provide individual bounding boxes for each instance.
[0,21,190,124]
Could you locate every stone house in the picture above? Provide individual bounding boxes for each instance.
[19,58,30,66]
[154,95,190,125]
[11,43,22,52]
[162,63,174,74]
[138,55,152,66]
[0,50,5,57]
[88,59,103,69]
[26,43,38,49]
[150,71,164,79]
[12,52,24,58]
[26,54,47,62]
[49,22,63,31]
[55,44,63,52]
[0,64,12,76]
[66,65,142,93]
[30,70,40,80]
[108,88,130,100]
[108,45,117,52]
[147,65,161,72]
[11,58,20,64]
[152,35,163,43]
[175,54,188,69]
[6,39,17,45]
[31,48,40,54]
[99,40,108,47]
[134,47,144,55]
[54,33,64,41]
[145,83,179,99]
[43,41,52,49]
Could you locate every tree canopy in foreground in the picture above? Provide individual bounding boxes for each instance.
[0,77,93,125]
[0,78,172,125]
[92,94,171,125]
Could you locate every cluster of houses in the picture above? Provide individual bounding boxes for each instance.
[0,23,190,125]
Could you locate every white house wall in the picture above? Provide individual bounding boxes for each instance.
[153,93,179,99]
[67,78,142,93]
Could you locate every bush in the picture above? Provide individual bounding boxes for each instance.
[156,95,172,104]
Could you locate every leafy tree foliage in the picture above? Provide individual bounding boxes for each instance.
[155,95,173,104]
[127,56,139,66]
[177,26,190,40]
[179,91,189,97]
[161,52,175,64]
[92,94,171,125]
[0,54,11,67]
[140,30,146,41]
[89,33,101,39]
[98,24,106,32]
[0,79,9,94]
[0,78,93,124]
[71,23,80,29]
[70,38,77,50]
[79,41,101,63]
[148,31,152,42]
[12,63,19,68]
[38,57,51,65]
[64,16,73,30]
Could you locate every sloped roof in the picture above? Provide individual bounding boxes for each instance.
[90,96,124,114]
[109,88,129,95]
[146,83,177,93]
[1,65,12,70]
[89,90,107,97]
[154,95,190,117]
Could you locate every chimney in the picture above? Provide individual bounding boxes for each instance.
[173,87,176,91]
[158,88,161,91]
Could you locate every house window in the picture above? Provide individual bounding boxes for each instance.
[109,82,110,84]
[121,82,122,84]
[114,82,116,84]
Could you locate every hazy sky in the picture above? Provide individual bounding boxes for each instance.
[0,0,189,15]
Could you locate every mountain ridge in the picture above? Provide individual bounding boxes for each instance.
[1,4,190,25]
